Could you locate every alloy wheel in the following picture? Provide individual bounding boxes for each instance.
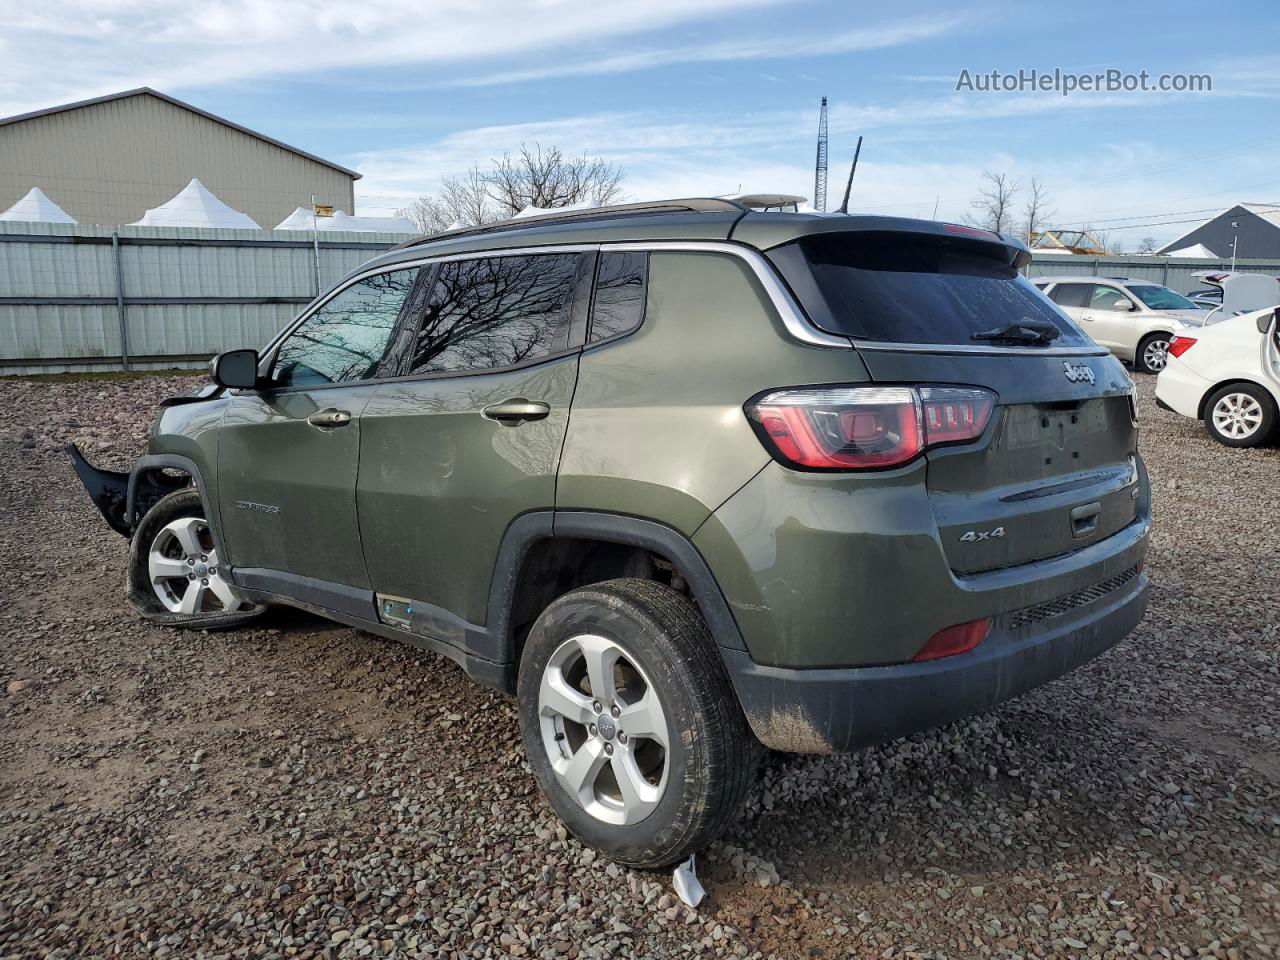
[148,517,248,614]
[537,634,670,826]
[1143,338,1169,372]
[1211,392,1264,440]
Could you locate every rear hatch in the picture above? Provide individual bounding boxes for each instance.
[768,226,1141,574]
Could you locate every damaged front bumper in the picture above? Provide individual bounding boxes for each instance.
[65,444,188,537]
[66,444,134,536]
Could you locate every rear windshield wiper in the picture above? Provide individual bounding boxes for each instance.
[971,320,1061,345]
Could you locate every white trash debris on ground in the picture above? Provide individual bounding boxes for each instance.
[673,855,705,908]
[0,372,1277,959]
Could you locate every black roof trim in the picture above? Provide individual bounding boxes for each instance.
[0,87,362,180]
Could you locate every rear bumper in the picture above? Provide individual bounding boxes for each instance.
[725,568,1148,754]
[1154,358,1210,420]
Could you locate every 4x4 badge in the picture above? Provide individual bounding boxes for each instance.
[1063,361,1095,384]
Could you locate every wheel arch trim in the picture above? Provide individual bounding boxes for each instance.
[487,510,749,672]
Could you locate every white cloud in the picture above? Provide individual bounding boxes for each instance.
[444,16,968,86]
[0,0,783,116]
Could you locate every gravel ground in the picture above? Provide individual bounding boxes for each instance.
[0,372,1277,960]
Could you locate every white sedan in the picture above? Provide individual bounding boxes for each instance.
[1155,307,1280,447]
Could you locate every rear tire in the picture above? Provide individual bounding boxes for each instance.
[1135,333,1171,374]
[1203,383,1276,448]
[517,578,758,869]
[127,488,266,629]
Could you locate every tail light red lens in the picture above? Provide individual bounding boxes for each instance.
[747,385,995,470]
[913,618,991,662]
[1167,336,1197,358]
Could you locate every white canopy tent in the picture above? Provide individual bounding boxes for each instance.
[326,210,417,233]
[1165,243,1218,258]
[0,187,77,223]
[273,207,417,233]
[274,206,315,230]
[130,179,259,229]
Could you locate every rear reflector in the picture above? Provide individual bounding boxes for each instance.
[1167,336,1197,358]
[746,385,995,471]
[913,618,991,662]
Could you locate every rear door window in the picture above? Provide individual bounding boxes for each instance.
[769,233,1089,346]
[1047,283,1093,308]
[409,253,580,375]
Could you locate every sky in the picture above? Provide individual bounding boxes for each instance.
[2,0,1278,248]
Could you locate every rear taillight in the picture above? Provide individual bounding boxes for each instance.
[1167,336,1197,358]
[746,385,995,471]
[913,618,991,662]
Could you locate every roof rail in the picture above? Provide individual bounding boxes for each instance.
[394,198,749,249]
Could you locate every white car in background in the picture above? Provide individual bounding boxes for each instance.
[1155,307,1280,447]
[1033,276,1208,374]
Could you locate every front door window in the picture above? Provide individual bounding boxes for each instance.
[273,268,420,387]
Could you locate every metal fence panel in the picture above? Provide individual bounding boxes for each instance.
[1028,254,1280,293]
[0,221,405,373]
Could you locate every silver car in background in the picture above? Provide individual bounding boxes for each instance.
[1033,276,1207,374]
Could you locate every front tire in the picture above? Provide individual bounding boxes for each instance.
[1203,383,1276,447]
[517,578,757,869]
[1135,333,1171,374]
[127,488,265,629]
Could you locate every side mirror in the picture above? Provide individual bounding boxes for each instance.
[1125,301,1140,312]
[1258,308,1279,335]
[211,349,260,389]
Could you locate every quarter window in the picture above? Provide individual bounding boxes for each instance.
[272,268,419,388]
[589,252,647,342]
[410,254,580,375]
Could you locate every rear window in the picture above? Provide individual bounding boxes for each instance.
[770,234,1089,346]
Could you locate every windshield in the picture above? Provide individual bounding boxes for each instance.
[1129,284,1198,311]
[769,233,1091,346]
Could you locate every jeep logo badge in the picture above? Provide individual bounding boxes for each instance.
[1063,361,1095,384]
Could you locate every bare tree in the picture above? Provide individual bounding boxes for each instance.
[1081,226,1124,256]
[405,143,626,234]
[1137,236,1158,254]
[404,167,494,233]
[482,143,625,217]
[967,170,1020,234]
[1020,178,1054,245]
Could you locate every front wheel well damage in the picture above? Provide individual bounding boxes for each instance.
[65,444,195,537]
[130,466,193,527]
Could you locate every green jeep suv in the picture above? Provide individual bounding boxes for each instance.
[70,199,1151,868]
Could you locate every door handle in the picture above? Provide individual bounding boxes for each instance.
[307,408,352,428]
[482,399,551,425]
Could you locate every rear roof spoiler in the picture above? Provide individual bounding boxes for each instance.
[730,212,1032,268]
